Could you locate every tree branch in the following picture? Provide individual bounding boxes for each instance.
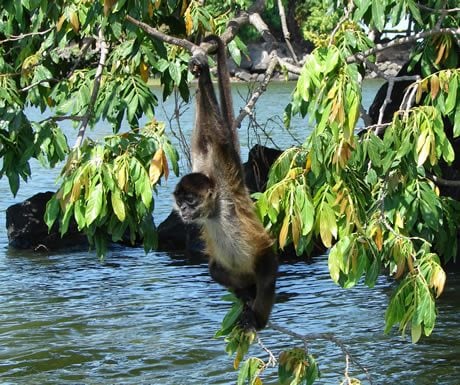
[234,55,279,129]
[0,28,52,44]
[347,27,460,64]
[277,0,298,64]
[268,321,374,384]
[428,173,460,187]
[125,15,200,53]
[73,27,108,149]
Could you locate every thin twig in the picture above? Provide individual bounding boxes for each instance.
[234,54,279,129]
[268,321,373,384]
[329,0,355,46]
[40,115,86,124]
[348,27,460,64]
[0,28,52,44]
[256,336,278,368]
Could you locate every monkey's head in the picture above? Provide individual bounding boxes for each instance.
[173,172,217,224]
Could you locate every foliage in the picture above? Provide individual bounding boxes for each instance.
[216,295,319,384]
[278,348,319,385]
[295,0,343,41]
[256,2,460,345]
[0,0,232,257]
[45,120,177,258]
[2,0,460,384]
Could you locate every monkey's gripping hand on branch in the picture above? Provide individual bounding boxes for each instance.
[189,53,208,78]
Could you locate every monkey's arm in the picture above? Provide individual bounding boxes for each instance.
[203,35,236,145]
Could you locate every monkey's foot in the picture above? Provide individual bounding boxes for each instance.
[238,306,258,332]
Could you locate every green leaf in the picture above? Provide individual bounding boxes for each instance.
[454,106,460,137]
[411,322,422,343]
[111,189,126,222]
[445,76,458,115]
[44,195,60,230]
[85,183,104,226]
[371,0,385,31]
[169,61,181,85]
[319,203,337,248]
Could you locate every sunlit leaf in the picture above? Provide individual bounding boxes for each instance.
[111,189,126,222]
[279,215,290,249]
[85,183,103,226]
[149,148,164,185]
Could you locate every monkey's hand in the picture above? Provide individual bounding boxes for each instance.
[189,53,208,78]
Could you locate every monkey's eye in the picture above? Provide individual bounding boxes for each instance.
[184,194,197,205]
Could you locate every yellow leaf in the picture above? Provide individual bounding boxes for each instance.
[254,377,263,385]
[430,266,446,298]
[417,134,431,167]
[319,211,333,248]
[70,179,82,203]
[329,100,339,123]
[415,83,423,104]
[69,11,80,33]
[429,133,437,166]
[233,356,240,370]
[154,0,161,9]
[184,7,193,36]
[56,14,66,32]
[430,75,440,99]
[395,212,404,229]
[374,225,383,251]
[149,148,164,185]
[278,215,290,249]
[161,149,169,181]
[139,61,149,83]
[291,213,300,250]
[104,0,117,16]
[180,0,189,16]
[117,164,127,192]
[305,153,312,171]
[147,2,154,17]
[435,42,446,65]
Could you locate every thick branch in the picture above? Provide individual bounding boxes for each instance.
[428,173,460,187]
[278,57,302,74]
[125,15,200,53]
[277,0,298,64]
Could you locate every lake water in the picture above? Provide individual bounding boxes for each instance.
[0,81,459,384]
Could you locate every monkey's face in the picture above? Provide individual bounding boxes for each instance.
[173,173,216,224]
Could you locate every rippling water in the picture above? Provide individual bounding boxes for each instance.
[1,81,459,384]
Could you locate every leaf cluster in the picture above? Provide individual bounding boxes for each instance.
[278,348,319,385]
[257,5,460,342]
[45,121,178,258]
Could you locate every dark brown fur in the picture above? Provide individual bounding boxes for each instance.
[174,36,278,330]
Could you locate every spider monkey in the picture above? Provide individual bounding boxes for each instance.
[174,36,278,330]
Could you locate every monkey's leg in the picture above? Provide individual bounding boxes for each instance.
[250,251,278,330]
